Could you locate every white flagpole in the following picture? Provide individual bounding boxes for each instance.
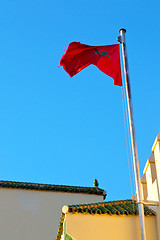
[118,28,146,240]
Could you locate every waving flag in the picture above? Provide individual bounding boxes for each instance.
[60,42,122,86]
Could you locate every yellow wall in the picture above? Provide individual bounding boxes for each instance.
[0,188,103,240]
[152,132,160,240]
[142,154,159,202]
[65,213,158,240]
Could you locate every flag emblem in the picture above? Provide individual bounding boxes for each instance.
[95,49,111,58]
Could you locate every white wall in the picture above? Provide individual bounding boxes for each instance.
[0,188,103,240]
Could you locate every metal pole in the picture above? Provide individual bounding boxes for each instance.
[118,28,147,240]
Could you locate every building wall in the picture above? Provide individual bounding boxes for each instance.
[0,188,103,240]
[65,213,158,240]
[141,154,159,202]
[151,132,160,240]
[140,132,160,240]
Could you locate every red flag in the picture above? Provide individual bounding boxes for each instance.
[60,42,122,86]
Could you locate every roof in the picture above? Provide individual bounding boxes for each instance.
[57,199,156,240]
[0,180,106,196]
[63,199,156,216]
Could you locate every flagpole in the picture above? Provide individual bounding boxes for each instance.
[118,28,146,240]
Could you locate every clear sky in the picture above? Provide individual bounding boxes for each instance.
[0,0,159,201]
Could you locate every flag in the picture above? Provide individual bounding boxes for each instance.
[60,42,122,86]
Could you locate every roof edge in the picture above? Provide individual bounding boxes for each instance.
[0,180,106,196]
[64,199,156,216]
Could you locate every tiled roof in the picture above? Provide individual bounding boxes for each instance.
[64,199,156,216]
[57,213,65,240]
[0,180,106,196]
[57,199,156,239]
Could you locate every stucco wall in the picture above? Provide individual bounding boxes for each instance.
[0,188,103,240]
[65,213,158,240]
[152,132,160,240]
[142,154,159,202]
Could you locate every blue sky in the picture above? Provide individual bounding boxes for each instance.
[0,0,159,201]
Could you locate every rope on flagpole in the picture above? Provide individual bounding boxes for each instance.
[121,85,135,214]
[118,28,147,240]
[122,83,136,192]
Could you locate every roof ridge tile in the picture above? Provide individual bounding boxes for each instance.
[0,180,106,196]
